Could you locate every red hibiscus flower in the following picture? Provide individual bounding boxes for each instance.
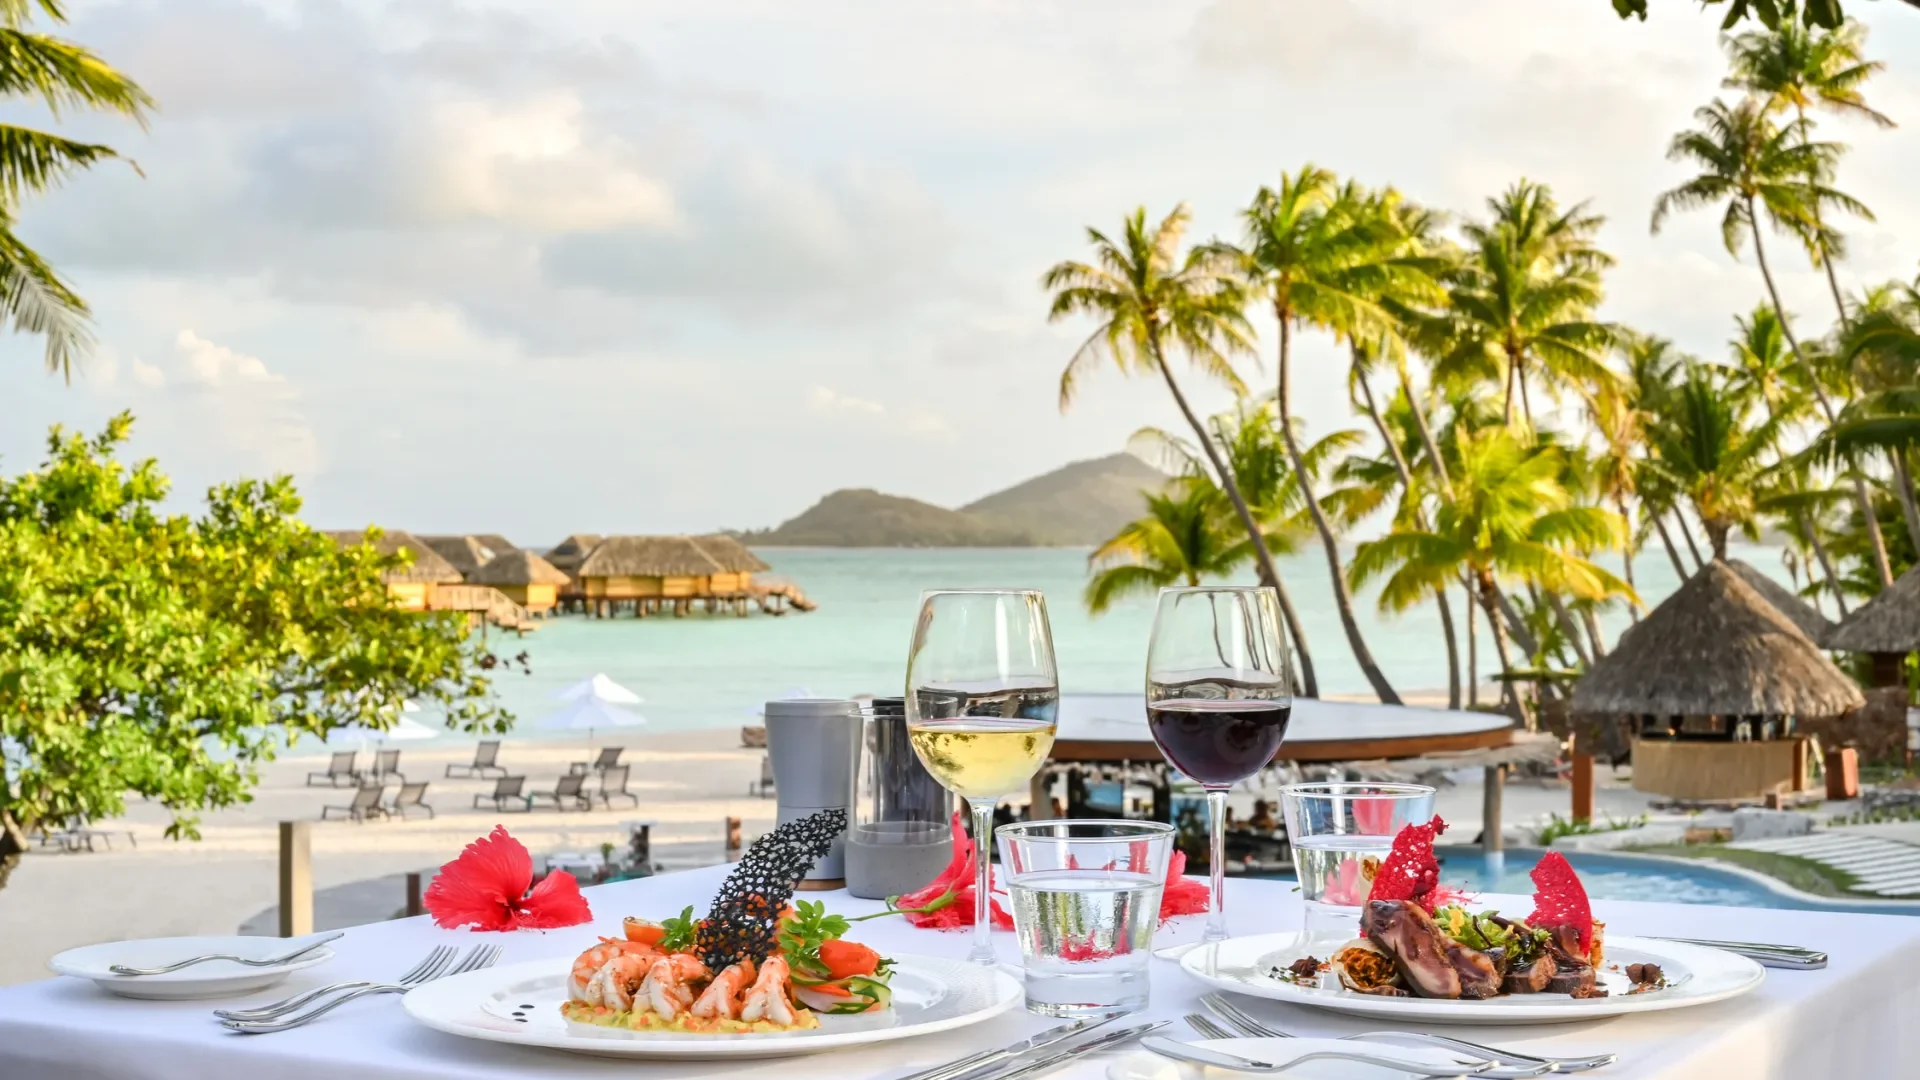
[893,811,1013,929]
[1158,849,1210,921]
[424,826,593,931]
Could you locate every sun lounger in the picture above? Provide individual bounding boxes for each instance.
[568,746,624,777]
[529,772,591,812]
[473,776,530,812]
[447,740,508,778]
[388,782,435,820]
[749,754,775,797]
[597,765,639,809]
[367,749,406,784]
[321,785,388,823]
[306,751,360,788]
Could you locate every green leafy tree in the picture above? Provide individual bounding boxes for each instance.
[1045,204,1323,696]
[1810,277,1920,555]
[0,0,153,380]
[1611,0,1887,32]
[1653,95,1894,583]
[1642,365,1786,559]
[1084,478,1254,613]
[0,416,518,890]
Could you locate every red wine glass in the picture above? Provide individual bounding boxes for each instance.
[1145,585,1291,943]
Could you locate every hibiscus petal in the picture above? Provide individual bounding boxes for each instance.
[517,869,594,929]
[424,825,533,931]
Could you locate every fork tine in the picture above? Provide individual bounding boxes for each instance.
[1183,1013,1234,1040]
[399,946,453,985]
[415,946,460,983]
[1205,993,1286,1038]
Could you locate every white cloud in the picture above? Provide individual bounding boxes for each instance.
[175,329,280,387]
[810,386,885,415]
[130,357,166,388]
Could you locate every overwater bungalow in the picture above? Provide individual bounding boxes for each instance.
[418,535,504,580]
[571,534,803,617]
[468,550,569,616]
[1572,559,1864,804]
[1825,564,1920,687]
[322,529,464,611]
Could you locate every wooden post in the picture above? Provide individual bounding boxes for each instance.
[725,816,742,858]
[1482,765,1505,853]
[405,871,424,917]
[1827,747,1860,800]
[278,821,313,938]
[1571,754,1595,822]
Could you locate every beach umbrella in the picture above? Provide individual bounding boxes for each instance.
[333,701,440,748]
[553,673,644,706]
[539,694,647,756]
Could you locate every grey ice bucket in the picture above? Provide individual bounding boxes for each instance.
[764,698,861,881]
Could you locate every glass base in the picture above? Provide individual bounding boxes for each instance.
[1023,967,1148,1017]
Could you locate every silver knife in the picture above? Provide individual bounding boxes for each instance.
[894,1016,1119,1080]
[1653,937,1827,969]
[967,1022,1169,1080]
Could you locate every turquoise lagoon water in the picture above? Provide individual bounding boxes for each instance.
[421,541,1800,738]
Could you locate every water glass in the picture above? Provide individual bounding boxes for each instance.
[996,819,1174,1017]
[1280,783,1437,951]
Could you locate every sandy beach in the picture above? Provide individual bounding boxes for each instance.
[0,722,1651,988]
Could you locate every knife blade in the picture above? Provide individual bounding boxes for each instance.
[892,1015,1118,1080]
[967,1022,1168,1080]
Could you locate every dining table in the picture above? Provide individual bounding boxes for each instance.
[3,864,1918,1080]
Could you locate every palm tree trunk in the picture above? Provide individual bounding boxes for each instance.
[1614,495,1640,622]
[1278,317,1399,704]
[1674,511,1706,571]
[1517,368,1536,432]
[1548,592,1592,667]
[1465,581,1480,707]
[1397,364,1453,491]
[1502,352,1519,427]
[1477,574,1527,728]
[1148,335,1319,697]
[1892,454,1920,557]
[1581,606,1608,659]
[1704,521,1730,562]
[1800,509,1850,618]
[1747,194,1895,587]
[1653,512,1689,580]
[1437,584,1462,709]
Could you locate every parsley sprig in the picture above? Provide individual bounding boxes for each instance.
[777,899,849,975]
[658,905,699,952]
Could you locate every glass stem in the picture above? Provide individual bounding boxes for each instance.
[1205,788,1229,943]
[969,799,998,965]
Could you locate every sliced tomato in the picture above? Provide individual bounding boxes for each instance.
[623,917,667,947]
[818,939,881,979]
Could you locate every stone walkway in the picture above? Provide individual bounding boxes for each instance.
[1729,833,1920,897]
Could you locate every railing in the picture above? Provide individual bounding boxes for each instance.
[430,585,537,631]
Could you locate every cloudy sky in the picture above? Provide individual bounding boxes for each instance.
[4,0,1918,542]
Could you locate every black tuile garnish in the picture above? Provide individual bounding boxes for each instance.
[697,808,847,970]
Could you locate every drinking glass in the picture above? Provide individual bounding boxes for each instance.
[1145,586,1291,943]
[905,589,1060,965]
[1280,782,1437,951]
[997,819,1174,1016]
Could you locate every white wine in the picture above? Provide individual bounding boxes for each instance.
[908,717,1057,800]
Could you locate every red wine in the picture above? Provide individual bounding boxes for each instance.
[1147,699,1292,787]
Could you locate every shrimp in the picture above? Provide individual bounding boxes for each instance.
[638,954,711,1019]
[581,953,653,1011]
[690,960,755,1020]
[569,939,659,1001]
[739,955,798,1026]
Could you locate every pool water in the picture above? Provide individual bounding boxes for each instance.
[1259,845,1920,917]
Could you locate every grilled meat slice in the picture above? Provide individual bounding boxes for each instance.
[1544,964,1596,996]
[1362,900,1462,1000]
[1501,952,1556,994]
[1446,942,1503,1000]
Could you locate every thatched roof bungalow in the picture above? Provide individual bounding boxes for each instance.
[418,535,502,579]
[323,529,464,611]
[574,535,768,616]
[1725,558,1835,645]
[692,533,771,574]
[469,550,570,615]
[1573,560,1864,803]
[1826,564,1920,685]
[472,534,516,556]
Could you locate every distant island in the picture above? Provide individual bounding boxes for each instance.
[736,453,1169,547]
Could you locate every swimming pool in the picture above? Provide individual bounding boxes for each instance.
[1258,845,1920,917]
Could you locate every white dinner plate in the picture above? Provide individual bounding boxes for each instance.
[402,953,1023,1059]
[48,935,337,1000]
[1109,1037,1489,1080]
[1179,932,1764,1025]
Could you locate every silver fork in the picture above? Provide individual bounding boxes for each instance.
[220,944,499,1034]
[109,932,345,976]
[213,946,456,1021]
[1158,1025,1493,1078]
[1202,991,1617,1074]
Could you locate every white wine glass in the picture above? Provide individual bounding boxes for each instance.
[1145,585,1291,943]
[905,589,1060,966]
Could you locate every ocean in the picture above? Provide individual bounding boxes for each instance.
[458,541,1802,738]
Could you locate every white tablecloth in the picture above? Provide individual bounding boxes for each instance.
[4,866,1918,1080]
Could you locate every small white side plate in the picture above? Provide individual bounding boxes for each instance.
[48,935,337,1000]
[1111,1037,1480,1080]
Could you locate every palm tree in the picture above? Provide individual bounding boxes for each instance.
[1085,478,1246,613]
[1653,96,1894,585]
[1349,427,1634,727]
[1220,167,1427,704]
[1642,365,1785,560]
[1045,204,1321,696]
[0,1,152,381]
[1724,14,1891,321]
[1809,278,1920,554]
[1437,181,1616,431]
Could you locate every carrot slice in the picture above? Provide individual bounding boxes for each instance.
[819,940,880,979]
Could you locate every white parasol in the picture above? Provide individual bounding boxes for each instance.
[553,674,644,706]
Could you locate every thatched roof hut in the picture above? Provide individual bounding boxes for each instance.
[472,534,516,555]
[418,535,500,578]
[1726,558,1835,645]
[323,529,464,584]
[469,549,570,587]
[1572,559,1863,718]
[545,534,603,574]
[1826,564,1920,654]
[692,534,770,574]
[577,536,729,578]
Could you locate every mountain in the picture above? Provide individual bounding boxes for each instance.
[962,453,1169,545]
[741,454,1168,548]
[743,489,1037,547]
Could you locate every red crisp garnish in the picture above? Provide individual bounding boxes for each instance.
[895,811,1013,929]
[1366,816,1448,913]
[1159,849,1210,922]
[1527,852,1594,957]
[423,825,593,931]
